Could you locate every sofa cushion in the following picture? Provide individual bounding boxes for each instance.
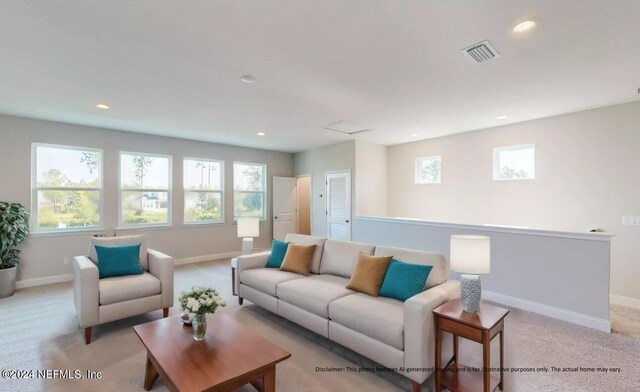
[374,245,446,289]
[99,272,161,306]
[95,243,144,279]
[379,260,432,301]
[89,235,148,270]
[346,254,392,296]
[329,293,404,350]
[266,240,288,268]
[240,268,305,297]
[319,240,376,278]
[284,234,327,274]
[280,244,317,275]
[277,274,354,318]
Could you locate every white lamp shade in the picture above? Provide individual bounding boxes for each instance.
[237,217,260,238]
[450,235,490,274]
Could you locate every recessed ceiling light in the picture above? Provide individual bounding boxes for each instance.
[410,133,418,137]
[513,20,536,33]
[240,75,256,84]
[496,115,508,120]
[257,132,266,136]
[96,103,110,110]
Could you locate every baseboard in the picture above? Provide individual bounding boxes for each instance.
[483,290,611,333]
[610,294,640,310]
[15,273,73,289]
[174,251,243,266]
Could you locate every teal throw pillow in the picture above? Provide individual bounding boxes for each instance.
[379,259,432,301]
[95,243,144,279]
[266,240,289,268]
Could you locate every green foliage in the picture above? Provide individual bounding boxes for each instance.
[122,210,167,224]
[179,287,226,316]
[501,166,529,179]
[0,202,30,269]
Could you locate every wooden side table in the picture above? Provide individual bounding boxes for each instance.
[433,299,509,392]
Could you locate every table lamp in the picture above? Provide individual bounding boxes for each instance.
[450,235,490,314]
[237,217,260,255]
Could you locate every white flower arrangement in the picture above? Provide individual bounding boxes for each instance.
[179,287,226,317]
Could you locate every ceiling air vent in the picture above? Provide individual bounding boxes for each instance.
[462,40,500,63]
[323,120,371,136]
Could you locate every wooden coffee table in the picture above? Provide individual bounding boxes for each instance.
[133,312,291,392]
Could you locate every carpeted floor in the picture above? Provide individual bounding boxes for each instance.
[1,259,640,391]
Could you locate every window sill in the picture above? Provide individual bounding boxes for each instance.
[29,228,107,238]
[114,224,173,232]
[182,222,225,228]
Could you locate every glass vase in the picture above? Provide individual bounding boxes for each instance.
[192,314,207,341]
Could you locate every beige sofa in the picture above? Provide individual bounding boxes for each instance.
[236,234,460,389]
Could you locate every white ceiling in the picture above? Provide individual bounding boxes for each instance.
[1,1,639,153]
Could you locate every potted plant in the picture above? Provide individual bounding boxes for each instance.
[0,202,30,299]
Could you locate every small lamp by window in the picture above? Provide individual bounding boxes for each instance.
[450,235,490,314]
[237,217,260,255]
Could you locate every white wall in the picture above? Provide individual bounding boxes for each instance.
[387,100,640,302]
[355,141,388,217]
[0,114,293,283]
[294,141,355,237]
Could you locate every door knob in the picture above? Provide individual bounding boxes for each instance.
[274,216,278,219]
[345,220,349,223]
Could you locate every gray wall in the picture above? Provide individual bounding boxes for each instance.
[387,100,640,303]
[294,140,355,237]
[353,216,612,332]
[0,114,293,283]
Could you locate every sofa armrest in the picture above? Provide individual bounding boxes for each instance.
[72,256,100,328]
[403,280,461,383]
[237,251,271,273]
[148,249,174,308]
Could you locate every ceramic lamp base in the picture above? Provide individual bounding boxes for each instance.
[241,238,254,255]
[460,274,481,314]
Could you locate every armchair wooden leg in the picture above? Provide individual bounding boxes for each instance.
[411,381,421,392]
[163,307,169,318]
[239,297,244,305]
[84,327,92,344]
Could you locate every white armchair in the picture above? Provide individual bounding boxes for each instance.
[72,235,174,344]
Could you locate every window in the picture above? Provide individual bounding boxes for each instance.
[184,158,224,224]
[415,155,442,184]
[493,144,535,180]
[233,162,266,219]
[119,152,171,226]
[32,144,102,231]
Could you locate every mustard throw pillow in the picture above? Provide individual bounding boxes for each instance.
[280,243,317,275]
[346,253,393,296]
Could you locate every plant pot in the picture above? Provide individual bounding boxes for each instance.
[0,266,17,299]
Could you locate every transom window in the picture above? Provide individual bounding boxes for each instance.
[183,158,224,224]
[415,155,442,184]
[233,162,266,219]
[119,152,172,226]
[493,144,535,181]
[32,144,103,231]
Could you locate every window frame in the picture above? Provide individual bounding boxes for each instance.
[415,155,442,184]
[118,151,173,229]
[183,157,225,225]
[31,143,104,233]
[493,143,536,181]
[232,161,267,221]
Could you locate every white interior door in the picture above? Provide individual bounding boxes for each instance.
[272,176,297,241]
[326,170,351,240]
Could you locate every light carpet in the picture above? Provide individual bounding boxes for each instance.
[1,259,639,392]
